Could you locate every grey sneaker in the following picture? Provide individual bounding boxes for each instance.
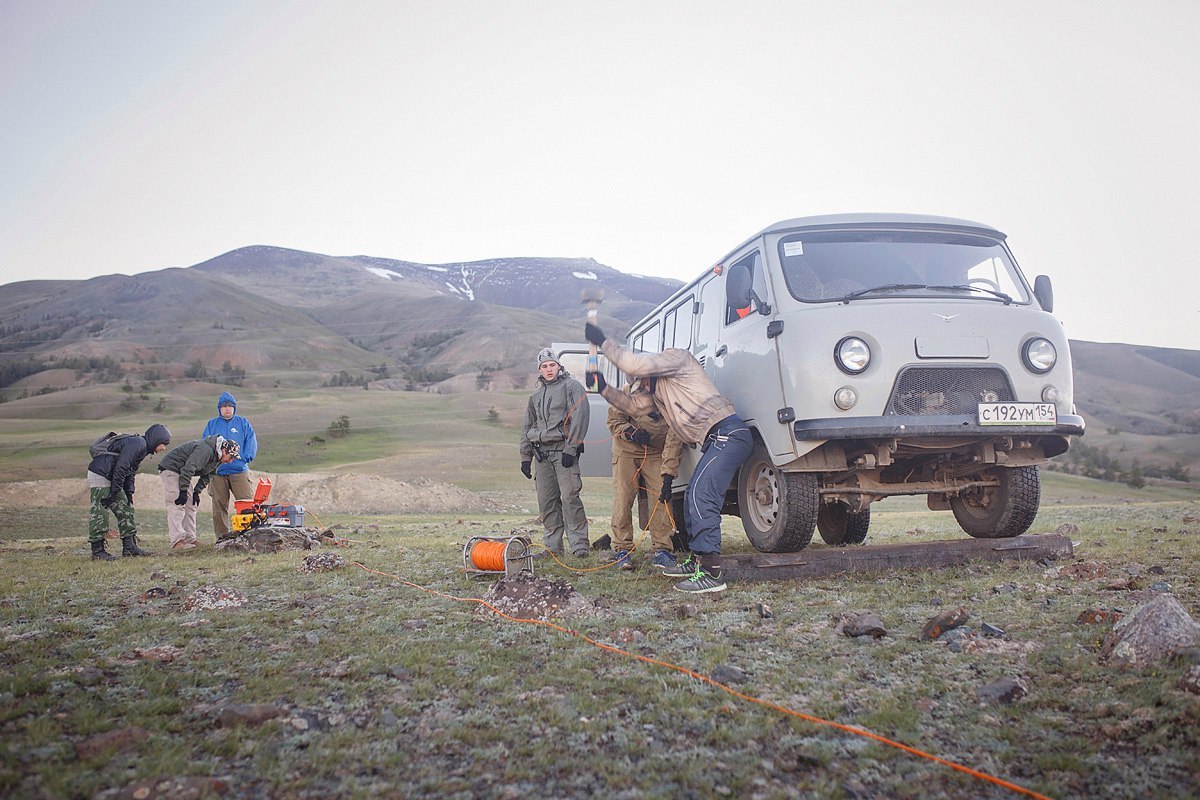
[661,554,697,577]
[651,549,677,570]
[674,567,727,594]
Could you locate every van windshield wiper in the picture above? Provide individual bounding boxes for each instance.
[926,284,1013,305]
[839,283,927,303]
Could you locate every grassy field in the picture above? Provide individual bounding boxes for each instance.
[1,484,1198,799]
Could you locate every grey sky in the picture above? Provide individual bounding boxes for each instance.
[2,0,1197,350]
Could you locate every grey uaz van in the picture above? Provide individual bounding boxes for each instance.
[559,213,1085,553]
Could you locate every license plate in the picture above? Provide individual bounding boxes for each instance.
[977,402,1057,426]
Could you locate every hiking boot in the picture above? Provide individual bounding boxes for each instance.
[121,536,152,557]
[172,540,197,551]
[674,566,727,594]
[572,549,591,560]
[661,553,697,577]
[90,540,117,561]
[612,550,634,571]
[651,549,677,570]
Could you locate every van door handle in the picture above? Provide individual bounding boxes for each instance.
[715,345,728,357]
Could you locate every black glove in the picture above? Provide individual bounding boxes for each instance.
[125,491,134,507]
[584,323,606,347]
[560,452,575,468]
[630,429,652,446]
[192,489,202,506]
[520,460,532,479]
[100,493,117,509]
[659,474,674,503]
[586,371,606,392]
[175,489,189,506]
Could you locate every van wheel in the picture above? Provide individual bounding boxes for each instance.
[817,502,870,545]
[951,466,1040,538]
[738,444,817,552]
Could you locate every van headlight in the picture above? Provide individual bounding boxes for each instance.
[1023,338,1056,374]
[835,337,870,374]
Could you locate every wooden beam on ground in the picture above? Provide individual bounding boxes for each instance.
[720,533,1073,583]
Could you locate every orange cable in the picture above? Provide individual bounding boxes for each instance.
[350,560,1053,800]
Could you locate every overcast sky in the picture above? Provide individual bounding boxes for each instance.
[2,1,1197,350]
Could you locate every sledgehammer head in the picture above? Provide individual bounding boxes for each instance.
[580,288,604,320]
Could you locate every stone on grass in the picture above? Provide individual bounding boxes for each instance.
[1098,594,1200,670]
[298,552,346,572]
[216,703,286,728]
[478,573,595,621]
[976,676,1029,705]
[115,776,228,799]
[75,727,149,760]
[841,611,887,638]
[1178,666,1200,695]
[920,606,968,640]
[182,586,248,612]
[1078,608,1124,625]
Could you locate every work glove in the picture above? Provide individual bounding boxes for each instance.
[584,323,606,347]
[175,489,189,506]
[586,371,606,392]
[100,493,117,510]
[630,429,652,446]
[659,474,674,503]
[520,460,532,480]
[125,491,134,506]
[560,452,575,468]
[192,488,202,506]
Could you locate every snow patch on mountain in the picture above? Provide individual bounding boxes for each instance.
[573,271,598,281]
[365,266,404,280]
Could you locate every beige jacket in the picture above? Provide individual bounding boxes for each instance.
[600,340,736,446]
[606,382,684,477]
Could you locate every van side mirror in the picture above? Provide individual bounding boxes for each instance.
[726,264,752,309]
[1033,275,1053,313]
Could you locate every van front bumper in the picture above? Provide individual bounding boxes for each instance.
[793,413,1086,441]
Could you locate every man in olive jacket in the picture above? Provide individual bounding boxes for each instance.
[520,347,590,558]
[157,435,239,550]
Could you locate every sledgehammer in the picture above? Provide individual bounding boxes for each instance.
[581,288,604,390]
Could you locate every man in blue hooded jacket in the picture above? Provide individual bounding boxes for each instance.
[201,391,258,539]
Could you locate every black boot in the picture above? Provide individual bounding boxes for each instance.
[91,540,117,561]
[121,536,152,557]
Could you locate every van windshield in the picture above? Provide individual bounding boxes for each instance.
[777,230,1030,304]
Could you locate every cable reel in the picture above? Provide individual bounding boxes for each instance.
[462,535,533,578]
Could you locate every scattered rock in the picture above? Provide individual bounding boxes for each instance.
[116,776,228,799]
[756,603,773,620]
[1148,565,1166,575]
[1179,666,1200,695]
[124,645,185,663]
[981,622,1005,638]
[477,573,595,621]
[1170,647,1200,666]
[591,534,611,551]
[1098,594,1200,669]
[139,587,169,601]
[1078,608,1124,625]
[215,528,326,554]
[675,603,699,619]
[976,676,1029,705]
[611,627,646,644]
[1149,581,1171,593]
[920,606,968,640]
[182,586,248,612]
[75,727,149,760]
[216,703,286,728]
[1054,523,1080,536]
[710,663,748,684]
[298,553,346,572]
[841,612,887,639]
[992,583,1018,594]
[1061,561,1106,580]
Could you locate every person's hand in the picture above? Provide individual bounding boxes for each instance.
[125,491,134,506]
[630,429,652,446]
[560,452,575,468]
[192,489,202,505]
[659,474,674,503]
[175,489,189,506]
[586,371,606,392]
[520,460,532,479]
[100,493,117,509]
[584,323,606,347]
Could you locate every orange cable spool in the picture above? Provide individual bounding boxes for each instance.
[469,540,508,571]
[462,535,533,578]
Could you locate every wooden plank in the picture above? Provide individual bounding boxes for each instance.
[720,533,1073,583]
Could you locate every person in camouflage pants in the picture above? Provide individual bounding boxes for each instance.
[85,424,172,561]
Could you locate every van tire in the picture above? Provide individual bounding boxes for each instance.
[817,502,870,545]
[738,444,817,552]
[951,465,1040,538]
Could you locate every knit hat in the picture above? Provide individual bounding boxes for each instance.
[220,440,240,460]
[536,347,557,368]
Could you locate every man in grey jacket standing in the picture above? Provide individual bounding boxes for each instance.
[585,323,752,593]
[520,347,590,559]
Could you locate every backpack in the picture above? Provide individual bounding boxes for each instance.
[88,432,134,459]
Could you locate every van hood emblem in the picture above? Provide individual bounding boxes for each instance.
[933,313,959,322]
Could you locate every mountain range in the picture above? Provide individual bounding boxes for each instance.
[1,245,1198,478]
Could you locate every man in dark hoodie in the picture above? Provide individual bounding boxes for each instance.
[201,391,258,540]
[157,436,239,550]
[86,423,172,561]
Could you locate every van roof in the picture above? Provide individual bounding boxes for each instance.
[626,213,1008,338]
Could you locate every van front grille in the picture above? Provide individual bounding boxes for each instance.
[886,367,1014,415]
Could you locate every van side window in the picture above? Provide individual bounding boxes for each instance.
[633,321,661,354]
[663,294,694,350]
[725,252,766,325]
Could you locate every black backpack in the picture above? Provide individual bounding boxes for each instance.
[88,432,134,459]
